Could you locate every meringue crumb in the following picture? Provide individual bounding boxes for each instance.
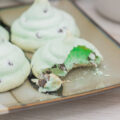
[94,68,103,76]
[63,80,71,83]
[31,79,39,85]
[104,74,110,77]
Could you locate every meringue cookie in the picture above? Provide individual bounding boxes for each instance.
[11,0,80,52]
[0,26,9,43]
[31,32,103,92]
[0,42,30,92]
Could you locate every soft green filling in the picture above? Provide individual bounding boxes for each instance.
[65,46,92,69]
[45,46,101,77]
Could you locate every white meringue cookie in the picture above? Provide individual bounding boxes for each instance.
[0,42,30,92]
[31,33,103,78]
[11,0,80,52]
[31,33,103,92]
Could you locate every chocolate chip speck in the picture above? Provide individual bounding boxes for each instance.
[8,61,13,66]
[46,70,51,74]
[39,79,47,88]
[43,9,48,13]
[36,32,41,39]
[52,65,57,68]
[58,29,63,33]
[59,64,67,71]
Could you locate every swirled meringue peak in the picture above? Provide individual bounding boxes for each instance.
[0,26,9,43]
[11,0,80,52]
[0,42,30,92]
[31,32,103,92]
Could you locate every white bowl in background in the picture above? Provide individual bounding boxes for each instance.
[95,0,120,22]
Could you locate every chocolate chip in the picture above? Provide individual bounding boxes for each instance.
[46,70,51,74]
[36,32,41,39]
[38,79,47,88]
[59,64,67,71]
[52,65,57,68]
[43,9,48,13]
[8,61,13,66]
[58,29,63,33]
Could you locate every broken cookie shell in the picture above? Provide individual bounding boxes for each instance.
[31,32,103,92]
[31,74,62,93]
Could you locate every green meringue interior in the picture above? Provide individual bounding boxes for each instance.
[65,46,101,69]
[44,45,101,77]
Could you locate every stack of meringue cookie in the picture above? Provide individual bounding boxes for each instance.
[0,0,103,94]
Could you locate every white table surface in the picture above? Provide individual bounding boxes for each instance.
[1,88,120,120]
[0,0,120,119]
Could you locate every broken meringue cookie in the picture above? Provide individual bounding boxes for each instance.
[31,32,103,92]
[31,74,62,93]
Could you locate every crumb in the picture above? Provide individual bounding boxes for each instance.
[104,74,110,77]
[88,53,96,60]
[63,80,71,83]
[103,65,108,70]
[94,68,103,76]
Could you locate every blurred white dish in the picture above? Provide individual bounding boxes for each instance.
[95,0,120,22]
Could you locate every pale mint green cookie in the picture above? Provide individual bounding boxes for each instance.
[0,42,30,92]
[0,26,9,43]
[11,0,80,52]
[31,32,103,92]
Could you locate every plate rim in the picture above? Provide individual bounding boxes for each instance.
[0,0,120,114]
[6,83,120,113]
